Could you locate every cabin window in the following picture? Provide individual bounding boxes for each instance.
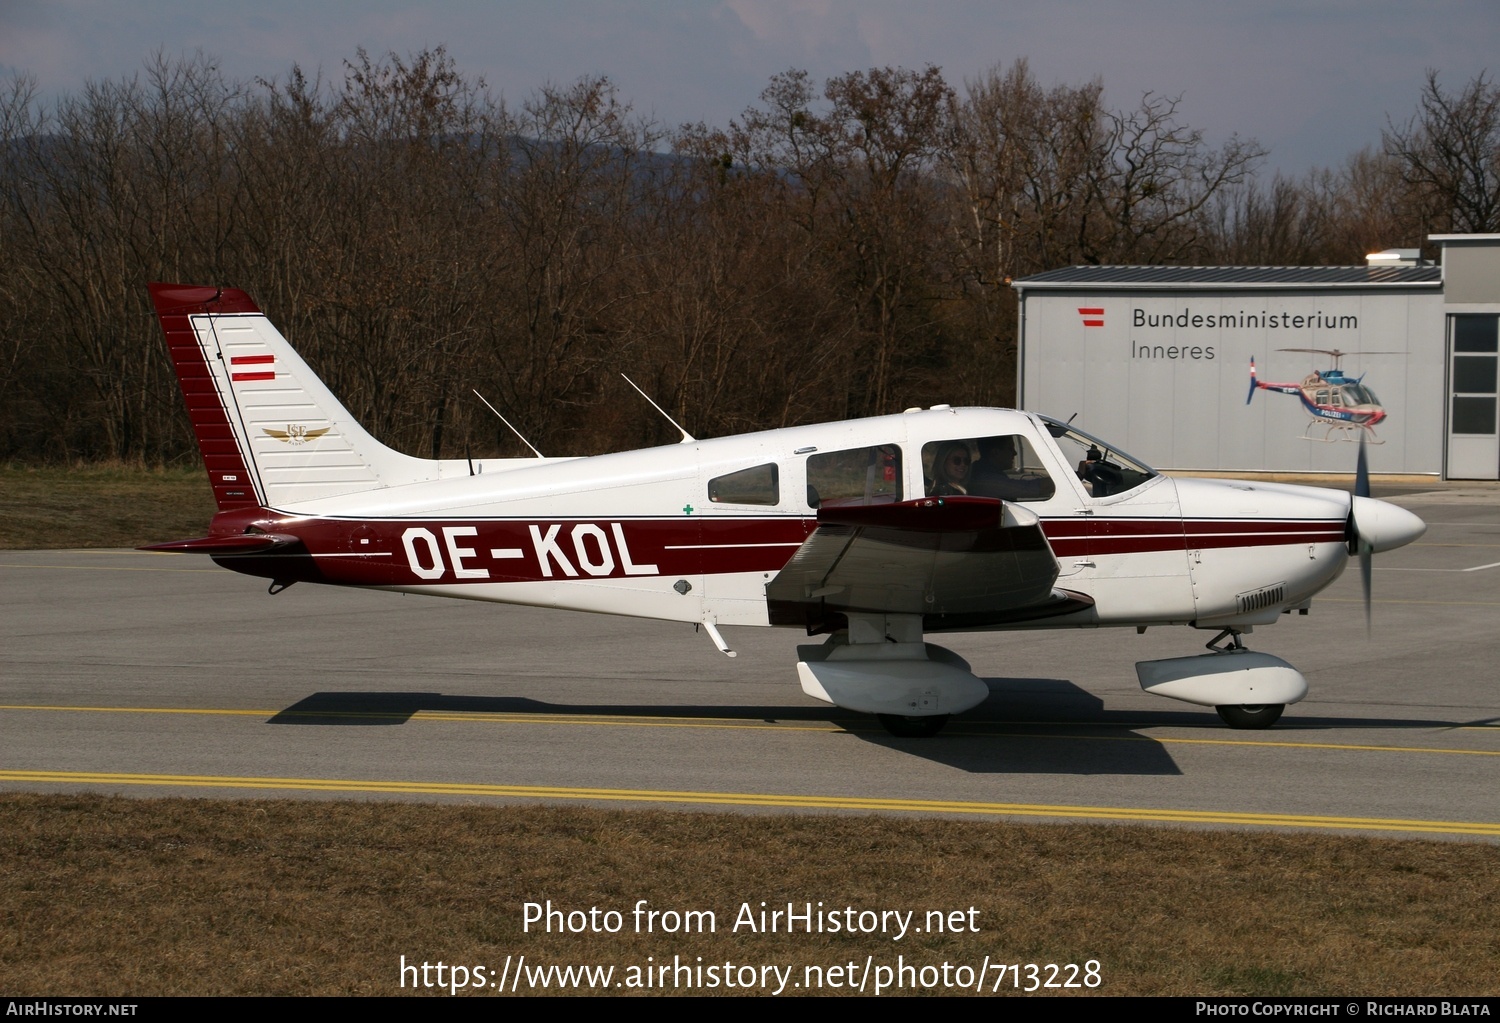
[805,445,902,508]
[923,435,1055,501]
[707,463,780,506]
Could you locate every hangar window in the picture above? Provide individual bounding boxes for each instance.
[1454,356,1498,394]
[708,463,780,505]
[1451,315,1499,437]
[806,445,902,508]
[1452,397,1496,435]
[1454,315,1499,353]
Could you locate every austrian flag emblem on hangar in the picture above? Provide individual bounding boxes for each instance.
[1077,307,1104,327]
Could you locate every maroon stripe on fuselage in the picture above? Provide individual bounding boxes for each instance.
[213,514,815,586]
[208,511,1345,587]
[1040,518,1344,558]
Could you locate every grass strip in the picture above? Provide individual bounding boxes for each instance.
[1,794,1496,996]
[0,463,216,549]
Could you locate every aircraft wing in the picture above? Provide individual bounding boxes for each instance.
[766,496,1086,632]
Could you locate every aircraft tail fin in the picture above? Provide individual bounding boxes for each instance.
[1245,357,1259,405]
[149,283,434,511]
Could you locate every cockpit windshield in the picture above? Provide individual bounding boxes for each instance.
[1040,416,1158,498]
[1340,383,1380,407]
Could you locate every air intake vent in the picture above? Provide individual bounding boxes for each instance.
[1237,583,1286,614]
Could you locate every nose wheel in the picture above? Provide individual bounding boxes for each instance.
[1204,629,1287,729]
[1214,703,1285,729]
[877,714,950,738]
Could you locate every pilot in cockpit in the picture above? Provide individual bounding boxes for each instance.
[968,435,1056,501]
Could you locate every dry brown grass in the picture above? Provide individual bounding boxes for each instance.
[1,794,1496,996]
[0,463,216,549]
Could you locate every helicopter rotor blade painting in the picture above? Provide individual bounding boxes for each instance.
[143,283,1426,737]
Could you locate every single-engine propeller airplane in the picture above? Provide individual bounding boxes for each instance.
[1247,349,1398,443]
[144,283,1426,737]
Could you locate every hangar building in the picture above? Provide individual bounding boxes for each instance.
[1012,234,1500,479]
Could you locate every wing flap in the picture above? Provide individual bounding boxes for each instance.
[766,496,1062,624]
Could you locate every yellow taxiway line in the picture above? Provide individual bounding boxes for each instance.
[1,768,1496,837]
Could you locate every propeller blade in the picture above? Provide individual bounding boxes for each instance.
[1355,430,1370,499]
[1360,539,1373,634]
[1355,431,1371,630]
[1345,430,1425,633]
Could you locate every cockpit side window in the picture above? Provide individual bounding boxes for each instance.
[1041,418,1157,499]
[971,435,1055,501]
[806,445,902,509]
[922,435,1056,501]
[708,463,779,506]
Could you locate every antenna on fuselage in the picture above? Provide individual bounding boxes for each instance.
[621,374,695,443]
[472,390,544,459]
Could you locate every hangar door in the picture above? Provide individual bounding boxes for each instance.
[1447,314,1500,480]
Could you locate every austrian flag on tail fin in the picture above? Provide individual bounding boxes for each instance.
[229,354,275,382]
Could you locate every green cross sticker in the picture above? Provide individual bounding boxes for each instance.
[683,504,694,515]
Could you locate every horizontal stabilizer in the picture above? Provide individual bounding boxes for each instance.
[138,533,302,555]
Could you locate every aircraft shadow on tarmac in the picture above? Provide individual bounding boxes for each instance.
[267,678,1192,776]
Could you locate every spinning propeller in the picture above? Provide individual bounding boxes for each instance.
[1345,432,1426,630]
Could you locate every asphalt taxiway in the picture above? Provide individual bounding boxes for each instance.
[2,486,1497,839]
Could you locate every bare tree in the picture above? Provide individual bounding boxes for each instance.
[1091,92,1264,264]
[1385,70,1500,234]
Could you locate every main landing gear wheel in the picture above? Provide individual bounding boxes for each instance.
[877,714,950,738]
[1215,704,1285,729]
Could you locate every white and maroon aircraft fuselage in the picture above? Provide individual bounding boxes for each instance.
[146,283,1426,736]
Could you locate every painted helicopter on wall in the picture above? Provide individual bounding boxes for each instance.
[1246,348,1400,443]
[143,284,1425,737]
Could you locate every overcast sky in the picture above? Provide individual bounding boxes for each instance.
[1,0,1495,177]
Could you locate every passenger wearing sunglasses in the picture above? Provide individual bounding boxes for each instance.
[927,441,972,496]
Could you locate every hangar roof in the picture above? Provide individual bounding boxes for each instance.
[1012,265,1442,290]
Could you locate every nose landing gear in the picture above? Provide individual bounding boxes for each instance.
[1136,627,1306,730]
